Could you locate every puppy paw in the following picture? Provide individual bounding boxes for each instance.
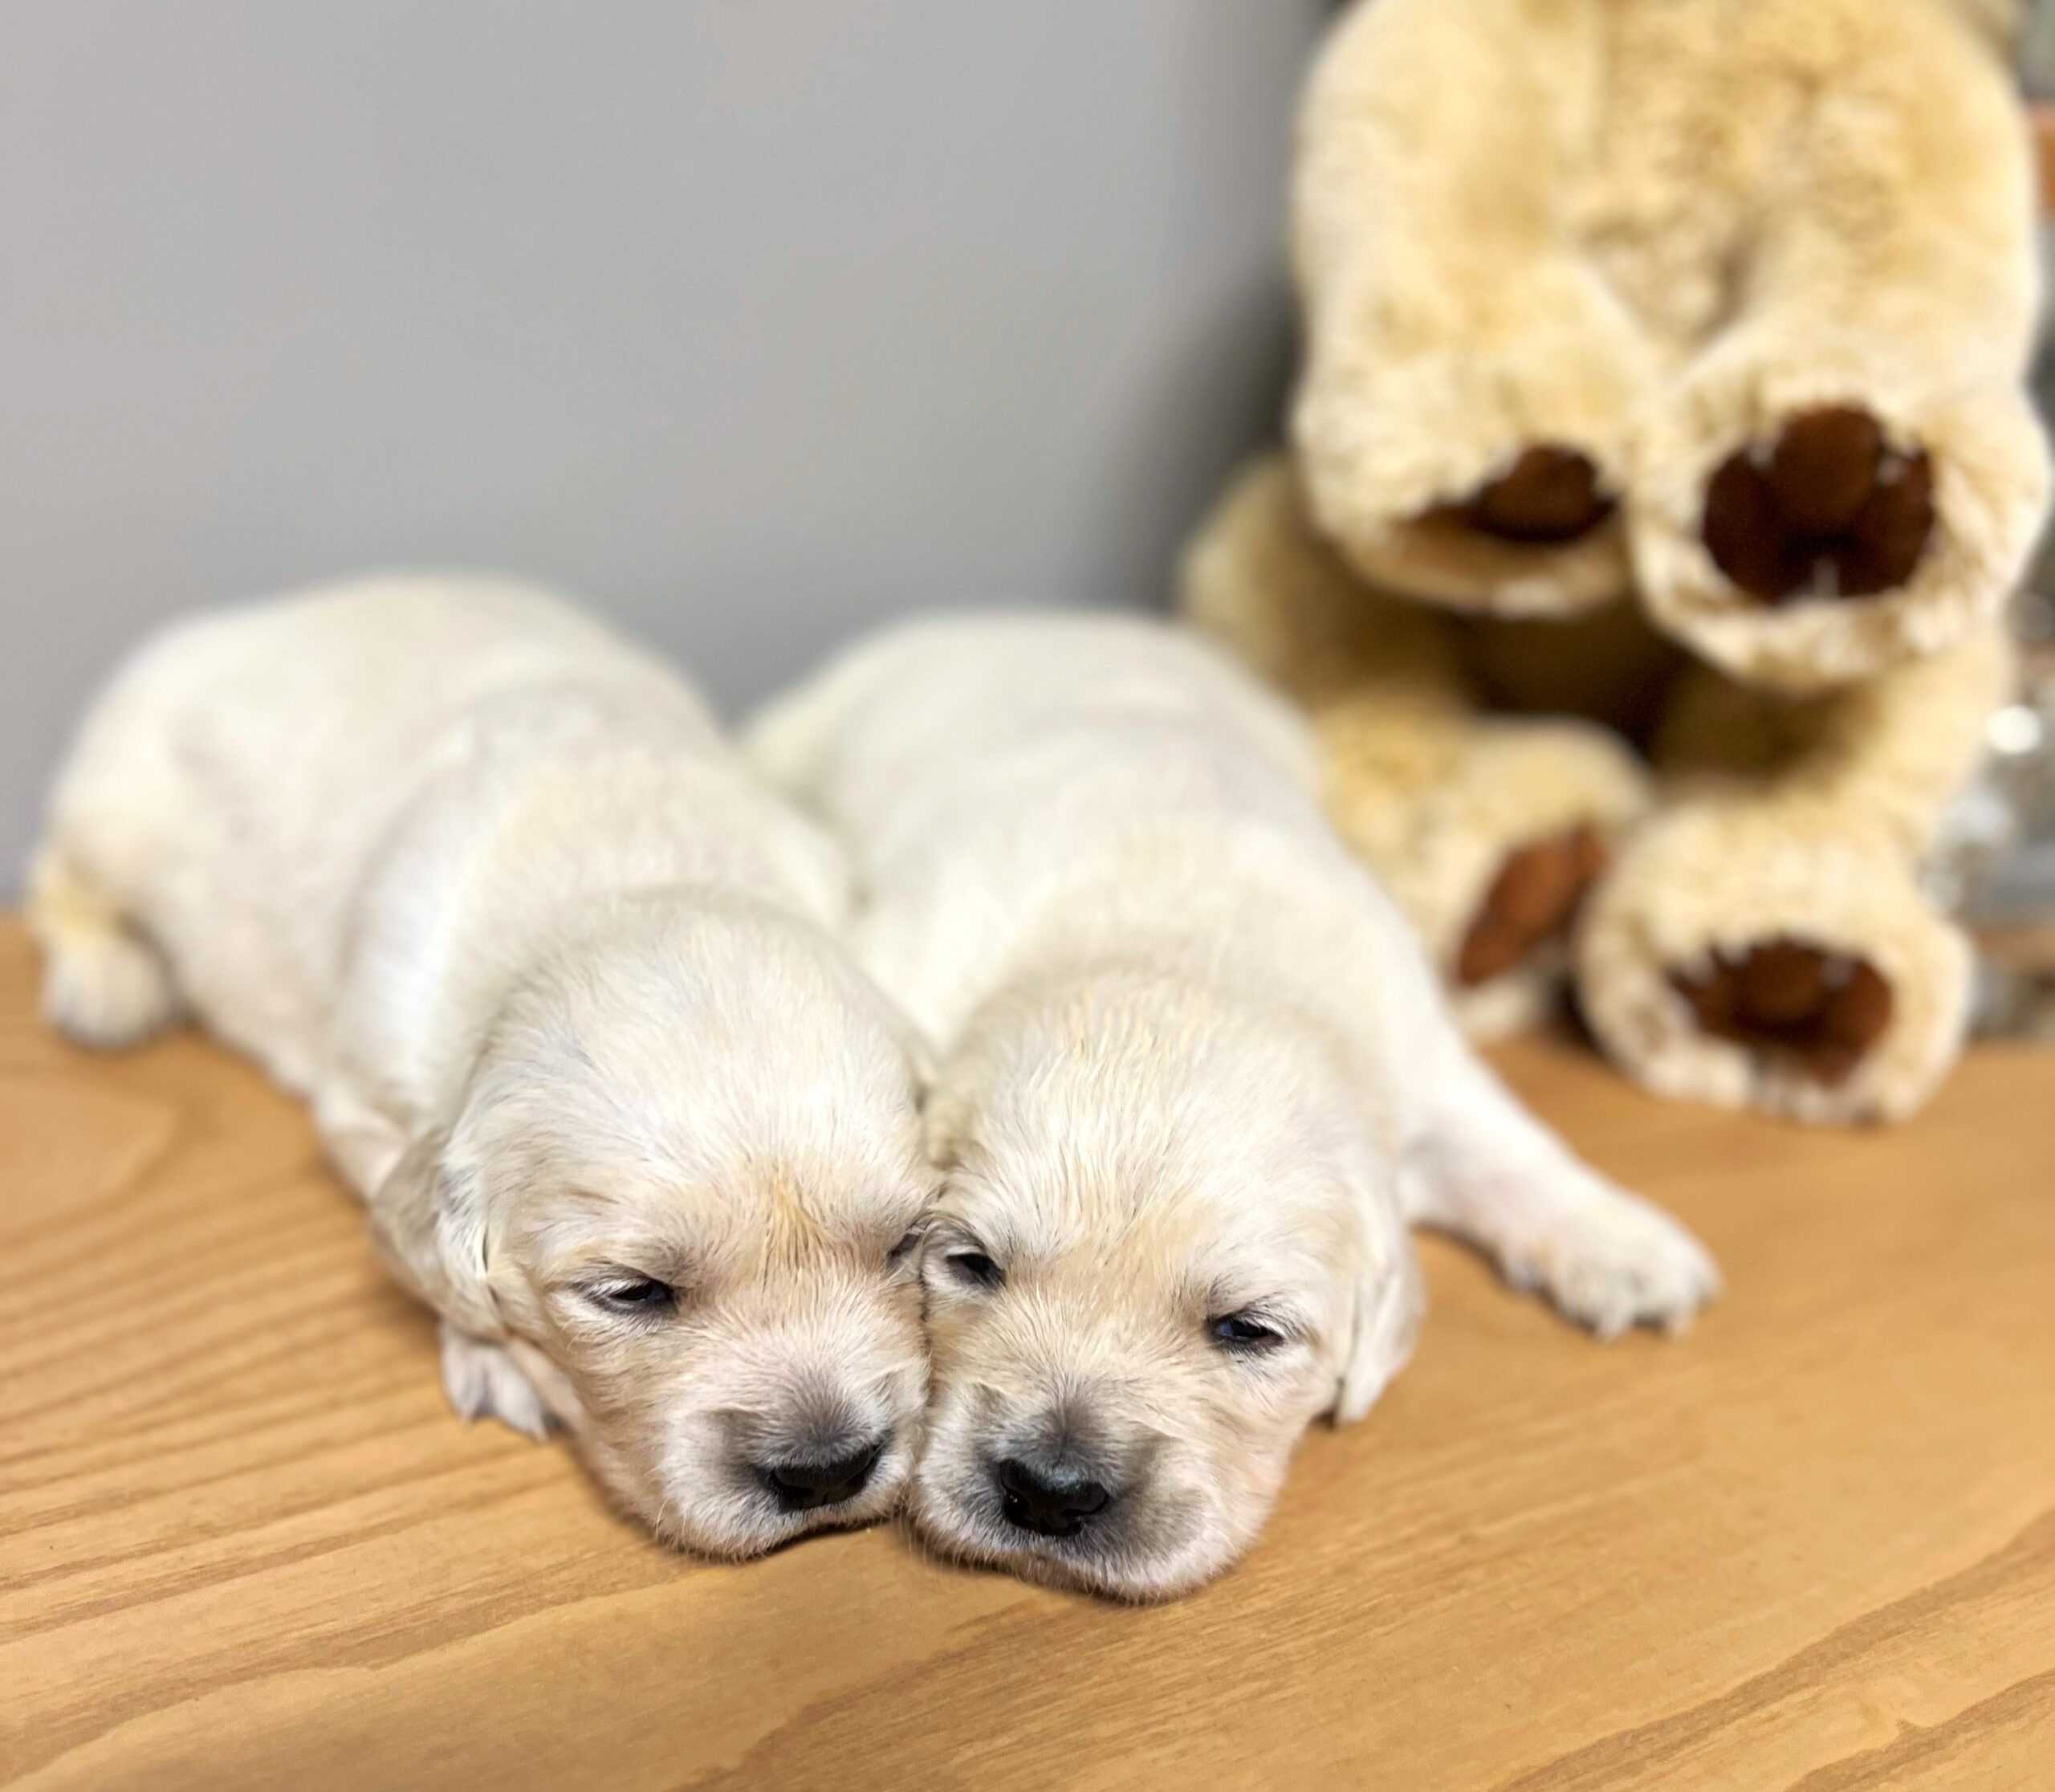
[1455,824,1611,989]
[1702,408,1934,604]
[1670,938,1894,1088]
[440,1325,555,1441]
[1503,1184,1720,1341]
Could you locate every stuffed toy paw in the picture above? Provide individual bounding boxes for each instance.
[1179,0,2045,1125]
[1633,354,2049,693]
[1183,449,2018,1125]
[1576,803,1973,1123]
[1327,704,1650,1037]
[1573,629,2017,1120]
[1292,303,1646,618]
[1291,0,2046,665]
[1186,458,1651,1037]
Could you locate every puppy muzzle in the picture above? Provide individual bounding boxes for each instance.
[971,1397,1156,1549]
[723,1374,918,1523]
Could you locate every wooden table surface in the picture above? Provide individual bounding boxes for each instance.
[2,917,2051,1791]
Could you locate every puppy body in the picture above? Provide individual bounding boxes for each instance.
[751,614,1717,1597]
[32,578,934,1554]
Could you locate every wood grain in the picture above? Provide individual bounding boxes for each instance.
[1,914,2050,1790]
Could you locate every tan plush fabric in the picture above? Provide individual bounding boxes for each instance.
[1578,629,2013,1121]
[1184,458,2013,1123]
[1577,803,1976,1124]
[1186,461,1651,1037]
[1290,0,2047,689]
[1181,0,2043,1124]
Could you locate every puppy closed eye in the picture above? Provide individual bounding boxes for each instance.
[886,1226,924,1270]
[584,1276,679,1321]
[1208,1311,1287,1353]
[944,1249,1003,1291]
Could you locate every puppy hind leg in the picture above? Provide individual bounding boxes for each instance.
[26,851,180,1049]
[1401,1050,1719,1339]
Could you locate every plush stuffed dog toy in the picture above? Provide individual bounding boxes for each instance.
[1185,0,2048,1124]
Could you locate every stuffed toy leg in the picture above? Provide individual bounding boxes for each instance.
[1627,0,2049,692]
[1577,627,2014,1122]
[1289,0,1650,617]
[1185,458,1650,1036]
[1292,0,2046,686]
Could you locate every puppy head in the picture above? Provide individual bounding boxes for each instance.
[372,899,936,1555]
[909,985,1422,1600]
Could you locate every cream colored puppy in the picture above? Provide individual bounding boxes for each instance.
[750,614,1719,1599]
[30,580,934,1556]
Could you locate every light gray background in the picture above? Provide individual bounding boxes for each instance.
[0,1,1323,888]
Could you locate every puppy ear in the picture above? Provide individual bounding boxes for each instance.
[1334,1183,1424,1425]
[367,1125,502,1340]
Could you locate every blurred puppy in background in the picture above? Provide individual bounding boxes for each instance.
[751,614,1719,1599]
[31,580,935,1556]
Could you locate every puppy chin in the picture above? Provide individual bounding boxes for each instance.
[905,1436,1247,1604]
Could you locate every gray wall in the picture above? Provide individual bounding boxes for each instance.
[0,1,1320,888]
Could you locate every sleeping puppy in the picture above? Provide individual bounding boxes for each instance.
[750,613,1719,1599]
[30,579,934,1556]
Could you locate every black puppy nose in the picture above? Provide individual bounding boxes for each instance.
[995,1457,1112,1538]
[759,1442,881,1513]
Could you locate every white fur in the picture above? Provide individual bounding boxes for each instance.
[32,577,935,1556]
[751,613,1718,1598]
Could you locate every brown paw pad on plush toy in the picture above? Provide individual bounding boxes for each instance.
[1456,824,1609,987]
[1670,938,1895,1085]
[1186,0,2045,1124]
[1456,446,1615,547]
[1703,408,1937,605]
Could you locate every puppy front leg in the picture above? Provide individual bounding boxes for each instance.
[357,1111,555,1440]
[1401,1049,1719,1338]
[439,1324,555,1441]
